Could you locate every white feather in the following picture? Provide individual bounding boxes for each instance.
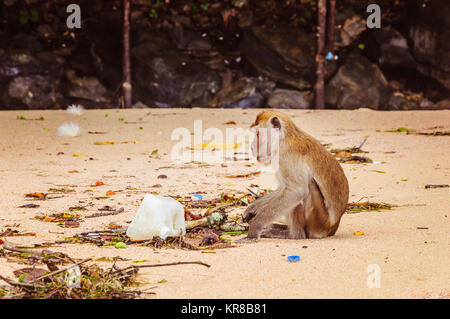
[66,104,84,116]
[57,122,80,137]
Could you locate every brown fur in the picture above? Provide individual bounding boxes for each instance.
[244,110,349,239]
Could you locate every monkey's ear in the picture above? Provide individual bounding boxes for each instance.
[270,117,281,129]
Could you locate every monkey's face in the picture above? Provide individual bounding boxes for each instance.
[250,117,282,167]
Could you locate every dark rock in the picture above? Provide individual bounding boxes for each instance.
[335,10,366,48]
[212,77,274,108]
[433,99,450,109]
[267,89,312,109]
[9,33,43,53]
[409,25,450,90]
[372,26,416,69]
[0,51,63,79]
[0,51,64,109]
[65,70,111,103]
[406,0,450,90]
[6,75,60,109]
[388,91,434,110]
[240,25,314,90]
[168,25,211,51]
[326,56,389,109]
[132,41,220,107]
[86,12,123,90]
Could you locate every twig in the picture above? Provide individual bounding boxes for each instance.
[355,138,368,152]
[246,188,260,199]
[36,258,92,282]
[0,275,45,289]
[85,207,125,218]
[112,261,210,275]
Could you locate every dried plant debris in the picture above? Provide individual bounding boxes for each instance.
[335,152,373,163]
[425,184,449,189]
[0,229,36,237]
[1,244,211,299]
[328,140,373,163]
[383,127,450,136]
[18,204,40,209]
[0,256,140,298]
[330,138,368,154]
[346,202,393,213]
[35,213,83,228]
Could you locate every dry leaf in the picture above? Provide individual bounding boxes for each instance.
[226,171,261,178]
[335,151,353,159]
[106,190,116,196]
[94,141,115,145]
[353,231,364,236]
[25,193,46,199]
[94,181,104,187]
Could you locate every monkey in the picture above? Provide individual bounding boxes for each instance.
[242,110,349,240]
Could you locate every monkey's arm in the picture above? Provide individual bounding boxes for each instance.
[242,188,281,222]
[247,189,305,238]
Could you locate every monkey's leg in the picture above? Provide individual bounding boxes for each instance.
[242,189,281,223]
[286,203,307,239]
[260,223,290,239]
[247,191,302,239]
[304,179,332,239]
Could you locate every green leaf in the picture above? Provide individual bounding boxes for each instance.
[151,149,158,156]
[18,274,26,282]
[158,279,167,283]
[30,10,39,23]
[114,242,127,249]
[133,259,147,263]
[17,115,26,120]
[358,43,365,50]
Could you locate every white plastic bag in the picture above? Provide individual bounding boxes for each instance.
[126,194,186,240]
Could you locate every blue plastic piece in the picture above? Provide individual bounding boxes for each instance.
[288,255,300,262]
[193,194,203,200]
[325,52,333,60]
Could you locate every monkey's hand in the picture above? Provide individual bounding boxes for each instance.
[235,236,258,243]
[242,202,259,223]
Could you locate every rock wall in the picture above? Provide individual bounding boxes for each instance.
[0,0,448,110]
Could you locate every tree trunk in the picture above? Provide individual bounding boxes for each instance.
[315,0,327,109]
[327,0,336,52]
[122,0,132,108]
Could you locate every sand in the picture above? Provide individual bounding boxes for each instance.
[0,108,448,299]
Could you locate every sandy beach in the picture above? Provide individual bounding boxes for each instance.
[0,108,448,298]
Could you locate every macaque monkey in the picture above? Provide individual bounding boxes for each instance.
[242,110,349,239]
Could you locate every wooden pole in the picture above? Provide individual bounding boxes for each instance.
[122,0,132,108]
[327,0,336,52]
[314,0,327,109]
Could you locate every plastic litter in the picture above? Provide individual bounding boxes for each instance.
[126,194,186,241]
[326,51,338,61]
[288,255,300,262]
[193,194,203,199]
